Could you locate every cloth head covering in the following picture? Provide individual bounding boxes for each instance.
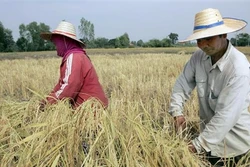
[51,34,84,59]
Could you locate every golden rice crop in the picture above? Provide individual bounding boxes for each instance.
[0,52,249,167]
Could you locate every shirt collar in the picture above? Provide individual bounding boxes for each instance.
[202,41,232,71]
[215,41,232,71]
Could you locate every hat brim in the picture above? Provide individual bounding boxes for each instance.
[40,32,52,41]
[40,32,86,48]
[179,18,247,43]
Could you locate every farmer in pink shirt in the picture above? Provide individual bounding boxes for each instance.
[39,21,108,110]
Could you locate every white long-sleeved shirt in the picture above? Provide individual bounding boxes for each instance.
[169,42,250,157]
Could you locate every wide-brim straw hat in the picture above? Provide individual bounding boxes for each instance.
[180,8,247,42]
[40,21,85,47]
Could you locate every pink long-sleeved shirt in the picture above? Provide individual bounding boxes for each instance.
[47,52,108,108]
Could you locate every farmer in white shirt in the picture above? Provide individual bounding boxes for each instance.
[169,8,250,166]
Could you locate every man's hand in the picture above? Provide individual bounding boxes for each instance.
[174,115,186,132]
[188,142,197,153]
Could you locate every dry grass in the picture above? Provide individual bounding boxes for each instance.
[1,46,250,60]
[0,51,249,166]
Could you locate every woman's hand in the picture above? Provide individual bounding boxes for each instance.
[38,100,46,112]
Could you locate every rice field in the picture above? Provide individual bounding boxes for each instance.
[0,47,250,167]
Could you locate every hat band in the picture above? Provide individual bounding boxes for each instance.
[52,30,76,37]
[193,21,224,31]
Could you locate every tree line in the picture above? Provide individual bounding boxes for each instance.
[0,18,249,52]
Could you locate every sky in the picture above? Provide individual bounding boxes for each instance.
[0,0,250,42]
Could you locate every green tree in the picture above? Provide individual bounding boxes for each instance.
[108,38,121,48]
[94,37,109,48]
[168,33,178,45]
[17,23,30,51]
[119,33,130,48]
[78,17,95,44]
[3,29,15,52]
[147,39,162,47]
[0,22,4,51]
[231,33,250,46]
[0,21,15,52]
[161,37,171,47]
[17,22,50,51]
[19,24,31,41]
[136,39,144,47]
[230,38,237,46]
[130,41,137,47]
[16,37,29,51]
[27,22,41,50]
